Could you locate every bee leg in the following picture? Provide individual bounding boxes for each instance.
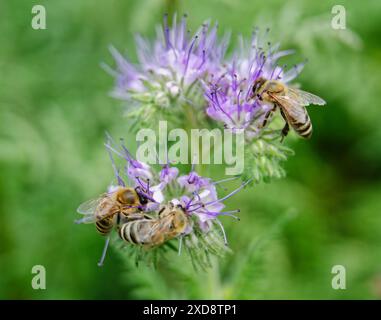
[115,212,121,229]
[279,109,289,142]
[260,104,277,129]
[280,123,289,142]
[97,236,110,267]
[178,236,183,256]
[261,110,273,128]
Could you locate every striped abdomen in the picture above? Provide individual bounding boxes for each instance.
[95,217,114,235]
[288,109,313,139]
[119,219,164,246]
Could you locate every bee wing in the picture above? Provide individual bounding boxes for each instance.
[74,215,98,224]
[143,215,173,242]
[287,88,326,106]
[77,196,105,215]
[268,93,308,124]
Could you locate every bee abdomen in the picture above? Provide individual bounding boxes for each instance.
[119,220,149,245]
[291,114,312,139]
[119,222,133,243]
[96,218,113,235]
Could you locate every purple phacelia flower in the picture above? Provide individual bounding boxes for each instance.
[179,185,225,234]
[204,30,305,133]
[126,159,152,182]
[177,170,211,193]
[104,135,157,205]
[105,136,248,241]
[108,14,229,109]
[80,135,252,268]
[179,177,251,243]
[159,164,179,185]
[149,164,179,200]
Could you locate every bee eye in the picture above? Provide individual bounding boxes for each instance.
[251,82,261,96]
[267,82,278,91]
[171,217,178,229]
[120,190,136,204]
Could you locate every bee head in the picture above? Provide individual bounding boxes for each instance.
[250,77,267,100]
[170,206,188,232]
[136,192,148,205]
[117,188,138,205]
[133,185,149,205]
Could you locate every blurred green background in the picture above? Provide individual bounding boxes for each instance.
[1,0,381,299]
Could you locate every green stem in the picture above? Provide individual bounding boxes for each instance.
[182,102,202,174]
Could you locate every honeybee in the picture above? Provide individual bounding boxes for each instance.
[118,202,190,247]
[75,186,149,235]
[76,186,151,266]
[250,77,326,139]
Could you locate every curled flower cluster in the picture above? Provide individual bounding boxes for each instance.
[78,14,325,268]
[108,14,229,118]
[108,15,309,181]
[100,137,247,268]
[109,16,303,131]
[204,30,305,134]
